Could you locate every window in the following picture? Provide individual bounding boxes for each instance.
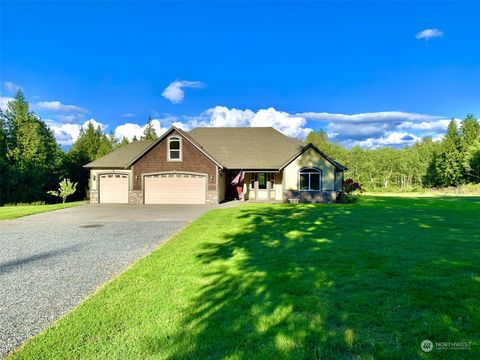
[299,167,321,191]
[168,136,181,161]
[258,173,266,189]
[249,173,276,190]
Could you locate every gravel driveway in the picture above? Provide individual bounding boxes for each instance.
[0,204,214,358]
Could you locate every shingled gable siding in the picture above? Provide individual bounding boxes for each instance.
[131,131,218,204]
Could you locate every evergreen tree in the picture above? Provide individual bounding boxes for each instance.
[0,116,8,204]
[141,118,158,141]
[118,137,129,147]
[0,90,63,203]
[460,114,480,182]
[434,120,463,186]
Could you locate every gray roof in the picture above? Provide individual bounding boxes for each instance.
[84,140,153,168]
[84,127,347,171]
[189,127,306,169]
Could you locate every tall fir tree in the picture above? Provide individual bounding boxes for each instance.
[434,119,463,186]
[141,118,158,141]
[460,114,480,182]
[0,116,8,204]
[0,90,63,204]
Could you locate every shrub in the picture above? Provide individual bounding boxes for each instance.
[47,179,78,204]
[340,178,363,203]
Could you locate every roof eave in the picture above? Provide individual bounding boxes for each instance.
[279,143,347,171]
[83,165,130,169]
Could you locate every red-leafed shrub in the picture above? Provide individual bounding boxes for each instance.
[340,178,363,203]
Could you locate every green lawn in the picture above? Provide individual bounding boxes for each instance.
[0,201,84,220]
[9,197,480,359]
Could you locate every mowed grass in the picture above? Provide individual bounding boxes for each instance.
[9,197,480,359]
[0,201,84,220]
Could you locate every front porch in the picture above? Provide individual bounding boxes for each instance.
[221,167,340,204]
[224,170,283,202]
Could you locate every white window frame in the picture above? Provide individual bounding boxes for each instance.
[298,167,322,191]
[168,136,182,161]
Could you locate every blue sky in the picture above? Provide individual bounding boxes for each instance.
[1,1,479,148]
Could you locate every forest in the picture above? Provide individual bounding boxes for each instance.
[1,90,479,205]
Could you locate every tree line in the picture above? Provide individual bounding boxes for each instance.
[0,90,158,205]
[307,114,480,190]
[1,90,479,204]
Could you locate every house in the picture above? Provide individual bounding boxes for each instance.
[84,127,347,204]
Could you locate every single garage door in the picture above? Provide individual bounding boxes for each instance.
[144,173,206,204]
[99,174,129,203]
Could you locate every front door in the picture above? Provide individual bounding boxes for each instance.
[251,173,274,200]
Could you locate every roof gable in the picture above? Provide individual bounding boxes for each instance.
[279,143,348,171]
[127,127,223,168]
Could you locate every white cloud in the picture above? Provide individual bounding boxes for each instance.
[415,28,443,40]
[34,101,88,113]
[300,111,441,123]
[114,119,168,141]
[122,113,135,118]
[185,106,312,139]
[171,121,188,131]
[0,95,14,111]
[343,132,422,149]
[396,119,455,132]
[111,106,312,141]
[299,110,458,148]
[4,81,21,93]
[46,119,105,146]
[161,80,205,104]
[70,108,459,150]
[57,113,87,124]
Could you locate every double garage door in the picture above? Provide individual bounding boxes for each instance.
[144,173,206,204]
[98,173,206,204]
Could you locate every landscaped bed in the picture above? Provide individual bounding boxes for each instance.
[9,196,480,359]
[0,202,85,220]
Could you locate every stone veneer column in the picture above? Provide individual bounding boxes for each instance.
[206,190,218,204]
[129,191,143,204]
[89,190,98,204]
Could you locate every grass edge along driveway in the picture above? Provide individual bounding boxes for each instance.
[0,202,84,220]
[8,196,480,359]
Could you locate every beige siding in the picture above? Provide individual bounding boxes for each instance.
[283,148,336,191]
[274,172,283,200]
[335,171,343,191]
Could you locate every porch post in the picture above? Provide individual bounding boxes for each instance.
[266,174,271,200]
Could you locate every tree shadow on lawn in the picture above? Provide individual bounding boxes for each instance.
[147,197,480,359]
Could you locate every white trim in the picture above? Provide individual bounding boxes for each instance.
[298,167,322,191]
[97,171,130,204]
[141,171,208,204]
[95,171,131,192]
[167,136,182,162]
